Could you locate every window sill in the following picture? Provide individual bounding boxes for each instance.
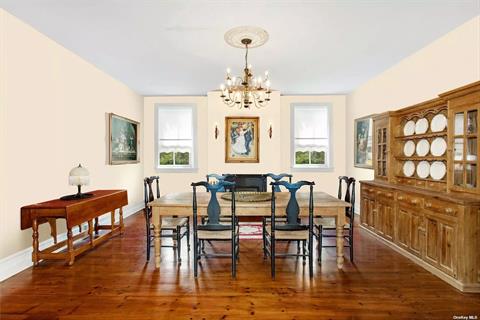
[291,166,335,173]
[156,167,198,173]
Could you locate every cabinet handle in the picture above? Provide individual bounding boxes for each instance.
[445,208,454,214]
[410,199,418,205]
[386,193,393,198]
[398,196,405,201]
[425,202,432,208]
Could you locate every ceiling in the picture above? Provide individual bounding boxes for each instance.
[1,0,479,95]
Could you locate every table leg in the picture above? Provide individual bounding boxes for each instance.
[110,210,115,233]
[66,228,75,266]
[119,207,124,234]
[336,207,346,269]
[88,220,94,247]
[32,218,39,266]
[47,218,57,244]
[94,217,99,235]
[153,208,162,268]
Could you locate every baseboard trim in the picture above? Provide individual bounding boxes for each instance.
[359,225,480,293]
[0,202,144,282]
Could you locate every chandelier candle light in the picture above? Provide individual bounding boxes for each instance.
[220,26,271,109]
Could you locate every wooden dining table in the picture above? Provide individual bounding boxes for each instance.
[149,191,351,270]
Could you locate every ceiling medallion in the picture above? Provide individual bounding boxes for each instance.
[220,26,271,109]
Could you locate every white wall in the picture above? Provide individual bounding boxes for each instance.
[346,16,480,211]
[144,92,346,196]
[0,9,144,259]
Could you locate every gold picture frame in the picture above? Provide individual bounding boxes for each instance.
[225,116,259,163]
[108,113,140,165]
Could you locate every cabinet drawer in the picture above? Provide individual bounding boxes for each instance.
[423,199,460,217]
[374,189,395,201]
[397,192,423,208]
[361,185,376,198]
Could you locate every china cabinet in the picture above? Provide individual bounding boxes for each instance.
[360,81,480,292]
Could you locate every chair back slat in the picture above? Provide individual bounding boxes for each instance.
[191,180,236,225]
[265,173,292,192]
[143,176,160,211]
[337,176,356,219]
[271,180,315,227]
[206,174,235,192]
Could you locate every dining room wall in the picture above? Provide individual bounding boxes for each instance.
[143,92,346,196]
[0,9,144,262]
[346,15,480,212]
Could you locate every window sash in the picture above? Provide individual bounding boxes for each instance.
[292,104,331,168]
[156,104,196,169]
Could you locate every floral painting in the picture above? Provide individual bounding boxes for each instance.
[109,113,140,164]
[225,117,259,163]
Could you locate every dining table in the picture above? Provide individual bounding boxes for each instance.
[149,191,351,270]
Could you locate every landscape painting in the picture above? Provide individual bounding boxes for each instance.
[109,113,140,164]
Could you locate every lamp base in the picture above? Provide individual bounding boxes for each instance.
[60,193,94,201]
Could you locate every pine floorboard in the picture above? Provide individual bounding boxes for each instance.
[1,212,479,319]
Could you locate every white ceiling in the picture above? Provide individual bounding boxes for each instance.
[1,0,479,95]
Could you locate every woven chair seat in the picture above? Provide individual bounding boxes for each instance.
[197,226,239,240]
[160,217,189,229]
[265,225,309,240]
[314,217,350,228]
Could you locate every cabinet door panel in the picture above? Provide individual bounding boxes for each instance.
[375,202,384,236]
[410,212,423,257]
[367,199,375,228]
[439,222,457,277]
[383,203,395,241]
[396,208,410,250]
[425,218,439,265]
[360,197,368,227]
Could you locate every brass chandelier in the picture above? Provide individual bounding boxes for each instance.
[220,26,271,109]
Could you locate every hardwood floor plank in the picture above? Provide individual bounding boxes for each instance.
[1,211,479,319]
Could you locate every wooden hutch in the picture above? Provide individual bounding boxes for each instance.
[360,81,480,292]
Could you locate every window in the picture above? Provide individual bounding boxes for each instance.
[156,105,196,170]
[292,104,331,169]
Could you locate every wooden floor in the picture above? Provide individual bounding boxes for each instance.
[1,212,479,319]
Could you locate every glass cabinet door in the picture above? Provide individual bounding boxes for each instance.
[452,109,478,189]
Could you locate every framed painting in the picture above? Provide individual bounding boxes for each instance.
[225,116,259,163]
[354,115,373,169]
[109,113,140,165]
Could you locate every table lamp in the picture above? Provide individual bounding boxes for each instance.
[60,164,94,200]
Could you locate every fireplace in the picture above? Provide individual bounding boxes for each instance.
[223,174,267,192]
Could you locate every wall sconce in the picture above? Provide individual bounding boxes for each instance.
[214,123,219,140]
[268,123,273,139]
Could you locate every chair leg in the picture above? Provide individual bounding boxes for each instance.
[318,225,323,264]
[271,236,276,279]
[309,238,313,278]
[349,227,354,262]
[187,218,191,251]
[302,240,306,262]
[176,226,182,263]
[297,240,300,254]
[146,225,151,262]
[193,235,198,277]
[262,218,267,259]
[232,237,236,278]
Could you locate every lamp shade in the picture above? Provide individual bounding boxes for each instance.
[68,164,90,186]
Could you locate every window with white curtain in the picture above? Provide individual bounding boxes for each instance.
[156,104,195,169]
[291,104,331,169]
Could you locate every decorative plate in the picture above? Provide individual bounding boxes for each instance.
[416,161,430,179]
[403,161,415,177]
[416,139,430,157]
[431,137,447,156]
[221,192,271,202]
[403,140,415,157]
[431,114,447,132]
[415,118,429,134]
[403,120,415,136]
[430,161,446,180]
